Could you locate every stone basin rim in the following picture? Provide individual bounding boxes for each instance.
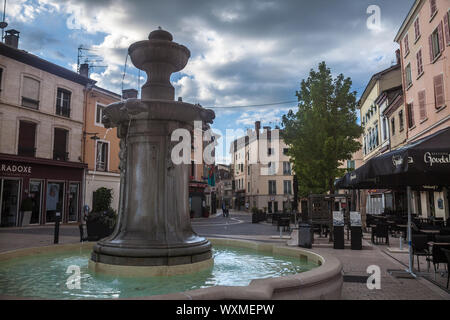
[0,238,343,300]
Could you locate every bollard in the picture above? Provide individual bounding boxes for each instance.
[54,212,61,244]
[399,236,403,250]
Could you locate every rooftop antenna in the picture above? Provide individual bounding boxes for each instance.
[77,45,105,74]
[0,0,8,42]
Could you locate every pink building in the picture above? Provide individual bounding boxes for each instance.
[394,0,449,143]
[395,0,449,219]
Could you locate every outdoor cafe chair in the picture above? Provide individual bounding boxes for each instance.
[372,223,389,245]
[441,248,450,289]
[411,234,430,272]
[426,243,450,279]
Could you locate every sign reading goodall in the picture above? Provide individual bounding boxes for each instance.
[0,163,32,174]
[424,152,450,167]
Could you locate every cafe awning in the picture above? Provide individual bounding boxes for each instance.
[336,126,450,189]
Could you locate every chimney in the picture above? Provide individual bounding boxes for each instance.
[395,49,400,65]
[122,89,138,99]
[255,121,261,139]
[5,29,20,48]
[79,63,89,78]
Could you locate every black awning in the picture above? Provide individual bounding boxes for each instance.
[336,126,450,189]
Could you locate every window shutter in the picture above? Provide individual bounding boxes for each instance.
[434,74,445,108]
[438,21,444,53]
[430,0,437,17]
[429,34,434,62]
[416,50,423,75]
[408,103,415,128]
[445,12,450,45]
[414,18,420,40]
[418,90,427,120]
[18,121,36,149]
[404,34,409,55]
[22,77,40,100]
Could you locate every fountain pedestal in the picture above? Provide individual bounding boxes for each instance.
[89,29,215,274]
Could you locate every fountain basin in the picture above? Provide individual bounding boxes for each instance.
[0,238,342,300]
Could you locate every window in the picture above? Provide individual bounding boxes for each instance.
[283,161,291,175]
[53,128,68,161]
[96,103,105,125]
[283,180,292,195]
[418,90,427,120]
[382,117,387,141]
[399,110,404,131]
[268,148,274,155]
[248,182,250,192]
[18,121,36,157]
[391,117,396,136]
[416,49,423,75]
[268,180,276,195]
[22,76,40,109]
[56,88,71,117]
[283,148,289,155]
[347,160,355,170]
[445,10,450,46]
[374,123,379,146]
[247,165,250,175]
[46,181,64,223]
[405,63,412,87]
[414,17,421,41]
[0,67,3,93]
[403,34,409,56]
[407,103,415,128]
[433,74,445,109]
[95,141,108,171]
[429,0,437,18]
[429,23,443,62]
[268,162,276,175]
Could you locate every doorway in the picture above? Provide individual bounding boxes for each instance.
[29,180,43,224]
[0,179,21,227]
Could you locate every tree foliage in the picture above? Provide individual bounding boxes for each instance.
[281,62,363,196]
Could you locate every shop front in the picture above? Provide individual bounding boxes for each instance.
[0,154,86,227]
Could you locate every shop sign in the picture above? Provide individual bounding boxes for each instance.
[0,163,32,175]
[424,152,450,167]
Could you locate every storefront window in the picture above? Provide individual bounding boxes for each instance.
[68,183,79,222]
[46,181,64,223]
[29,180,42,224]
[0,179,21,227]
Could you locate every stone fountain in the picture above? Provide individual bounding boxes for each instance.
[89,29,215,275]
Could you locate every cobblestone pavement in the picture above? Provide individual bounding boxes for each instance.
[0,210,449,300]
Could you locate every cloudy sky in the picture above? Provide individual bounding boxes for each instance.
[3,0,414,162]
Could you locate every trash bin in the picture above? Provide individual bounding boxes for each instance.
[350,226,362,250]
[333,226,345,249]
[298,223,313,248]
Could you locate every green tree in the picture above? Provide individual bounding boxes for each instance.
[282,61,362,197]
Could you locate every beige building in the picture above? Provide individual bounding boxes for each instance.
[0,34,94,226]
[230,121,294,213]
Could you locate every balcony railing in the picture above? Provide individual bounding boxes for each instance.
[18,146,36,157]
[96,161,107,171]
[53,150,69,161]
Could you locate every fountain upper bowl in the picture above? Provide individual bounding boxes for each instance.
[128,39,190,72]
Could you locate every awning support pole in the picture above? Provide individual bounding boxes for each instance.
[406,186,416,277]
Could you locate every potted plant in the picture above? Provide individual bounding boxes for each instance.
[20,196,33,226]
[86,187,117,241]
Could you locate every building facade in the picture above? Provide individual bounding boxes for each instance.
[0,38,94,227]
[230,122,295,213]
[82,85,122,213]
[394,0,450,220]
[359,63,402,216]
